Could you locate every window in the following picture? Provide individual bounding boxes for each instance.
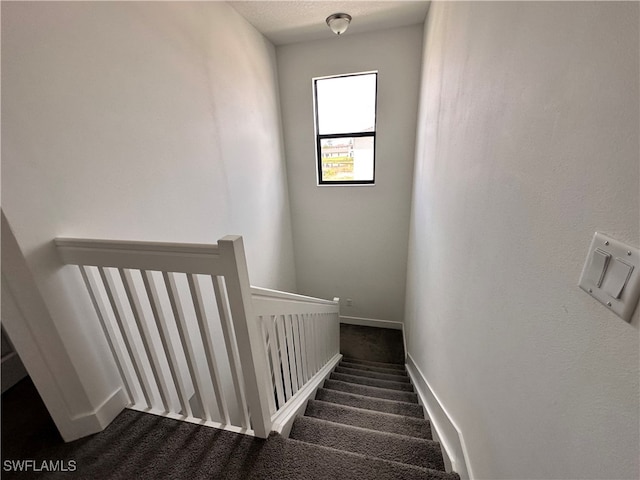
[313,72,378,185]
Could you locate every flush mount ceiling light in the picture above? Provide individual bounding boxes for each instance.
[326,13,352,35]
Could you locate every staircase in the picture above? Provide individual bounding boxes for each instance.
[282,356,460,480]
[48,234,459,478]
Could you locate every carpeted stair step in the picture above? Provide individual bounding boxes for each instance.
[324,378,418,403]
[335,365,411,383]
[290,416,445,471]
[305,399,432,439]
[266,434,459,480]
[342,357,406,372]
[316,388,424,418]
[330,372,415,392]
[340,361,409,376]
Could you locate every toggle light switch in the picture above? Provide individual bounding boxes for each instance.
[602,258,633,299]
[579,232,640,322]
[588,248,611,287]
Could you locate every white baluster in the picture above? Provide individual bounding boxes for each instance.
[291,314,304,390]
[276,315,292,401]
[141,271,192,417]
[187,274,229,425]
[266,315,285,409]
[163,272,212,421]
[120,268,171,412]
[98,267,153,408]
[212,276,251,428]
[79,266,135,403]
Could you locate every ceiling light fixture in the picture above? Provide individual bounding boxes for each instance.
[326,13,352,35]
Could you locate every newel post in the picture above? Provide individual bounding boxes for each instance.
[218,235,272,438]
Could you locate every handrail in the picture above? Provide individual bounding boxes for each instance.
[250,286,338,306]
[54,235,340,439]
[55,237,223,275]
[55,238,221,255]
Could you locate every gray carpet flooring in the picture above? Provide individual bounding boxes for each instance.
[288,356,458,480]
[1,325,458,479]
[340,324,405,364]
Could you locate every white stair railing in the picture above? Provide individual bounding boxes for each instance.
[55,235,340,438]
[251,288,340,418]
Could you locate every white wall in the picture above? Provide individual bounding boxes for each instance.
[277,25,423,322]
[2,1,295,435]
[406,2,639,479]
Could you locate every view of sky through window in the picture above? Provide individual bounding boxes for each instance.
[316,74,377,135]
[315,72,377,184]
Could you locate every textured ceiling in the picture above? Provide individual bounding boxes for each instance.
[229,1,430,45]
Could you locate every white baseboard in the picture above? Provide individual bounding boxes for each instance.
[271,353,342,437]
[71,387,127,434]
[406,354,473,480]
[93,386,128,428]
[340,316,403,330]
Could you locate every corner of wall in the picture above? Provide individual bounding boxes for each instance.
[1,211,124,442]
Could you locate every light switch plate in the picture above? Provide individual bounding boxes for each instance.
[579,232,640,322]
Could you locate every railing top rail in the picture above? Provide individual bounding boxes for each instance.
[55,237,221,256]
[250,286,338,306]
[55,237,224,275]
